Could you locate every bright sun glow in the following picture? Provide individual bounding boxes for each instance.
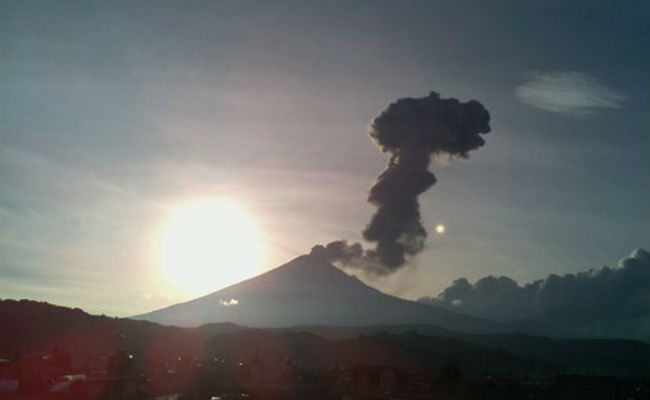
[159,199,264,296]
[435,224,446,234]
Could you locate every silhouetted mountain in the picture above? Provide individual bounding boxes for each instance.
[134,253,517,334]
[1,299,648,378]
[202,330,546,379]
[462,334,650,377]
[269,324,649,378]
[0,299,234,358]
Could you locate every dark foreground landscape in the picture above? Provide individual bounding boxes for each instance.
[1,299,648,400]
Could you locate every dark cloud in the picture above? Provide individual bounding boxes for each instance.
[418,249,650,340]
[319,91,491,274]
[311,241,363,266]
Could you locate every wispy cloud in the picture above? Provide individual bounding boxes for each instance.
[515,71,625,116]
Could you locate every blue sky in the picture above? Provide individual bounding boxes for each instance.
[1,0,648,315]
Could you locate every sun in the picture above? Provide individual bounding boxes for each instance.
[158,198,265,296]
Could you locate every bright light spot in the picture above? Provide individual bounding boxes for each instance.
[159,199,265,296]
[435,224,446,234]
[219,298,239,306]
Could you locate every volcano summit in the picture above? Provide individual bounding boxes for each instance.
[135,251,505,333]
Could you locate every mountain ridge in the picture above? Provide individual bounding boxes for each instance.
[134,253,515,334]
[3,299,647,378]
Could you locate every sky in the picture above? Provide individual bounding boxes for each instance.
[1,0,648,316]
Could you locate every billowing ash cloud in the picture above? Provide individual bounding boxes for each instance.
[363,91,491,268]
[315,91,491,274]
[418,248,650,340]
[311,241,363,264]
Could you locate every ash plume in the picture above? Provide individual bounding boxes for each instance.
[316,91,491,275]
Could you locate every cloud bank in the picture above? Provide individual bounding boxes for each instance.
[515,71,625,116]
[419,248,650,340]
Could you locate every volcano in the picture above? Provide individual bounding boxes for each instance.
[135,252,505,333]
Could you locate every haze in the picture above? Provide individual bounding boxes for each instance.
[1,0,648,316]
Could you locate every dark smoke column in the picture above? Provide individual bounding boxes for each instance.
[362,91,491,270]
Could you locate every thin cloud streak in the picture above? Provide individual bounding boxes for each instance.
[515,71,626,116]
